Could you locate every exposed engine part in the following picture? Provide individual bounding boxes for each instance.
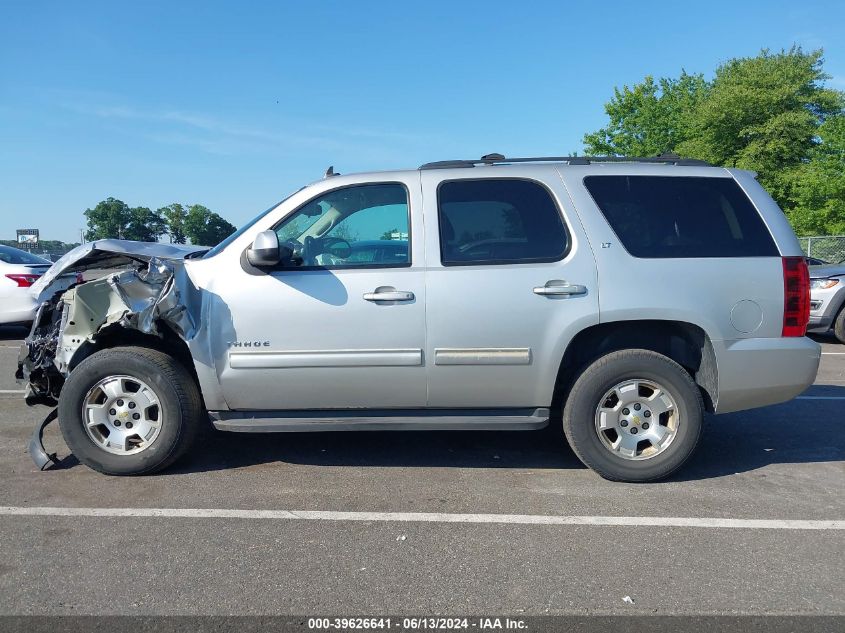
[17,240,205,470]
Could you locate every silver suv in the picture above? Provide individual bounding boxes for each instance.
[18,155,821,482]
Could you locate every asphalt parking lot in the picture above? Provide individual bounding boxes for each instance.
[0,325,842,617]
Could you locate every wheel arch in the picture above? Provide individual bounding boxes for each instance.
[830,285,845,321]
[68,325,203,406]
[552,319,718,414]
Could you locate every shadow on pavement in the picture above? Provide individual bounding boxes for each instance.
[169,424,585,473]
[808,332,840,345]
[674,384,845,481]
[151,385,845,480]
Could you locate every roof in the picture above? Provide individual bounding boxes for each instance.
[314,153,730,187]
[419,153,711,170]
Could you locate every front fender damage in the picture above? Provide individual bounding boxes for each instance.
[16,246,201,469]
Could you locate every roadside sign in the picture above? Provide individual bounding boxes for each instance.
[16,229,39,248]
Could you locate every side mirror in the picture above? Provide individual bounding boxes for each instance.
[246,230,281,267]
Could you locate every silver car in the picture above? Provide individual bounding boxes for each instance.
[18,155,821,482]
[807,260,845,343]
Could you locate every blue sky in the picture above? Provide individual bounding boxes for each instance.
[1,0,844,243]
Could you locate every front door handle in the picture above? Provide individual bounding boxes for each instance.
[533,281,587,297]
[363,286,415,302]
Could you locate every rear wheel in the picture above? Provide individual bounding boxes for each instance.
[562,349,703,482]
[833,306,845,344]
[58,346,203,475]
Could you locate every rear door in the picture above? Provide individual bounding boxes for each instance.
[421,167,599,408]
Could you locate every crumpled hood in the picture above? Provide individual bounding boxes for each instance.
[19,241,206,407]
[31,239,206,302]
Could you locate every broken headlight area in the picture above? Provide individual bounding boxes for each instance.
[16,239,205,471]
[16,300,65,407]
[17,256,194,406]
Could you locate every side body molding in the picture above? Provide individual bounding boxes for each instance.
[434,348,531,365]
[229,349,423,369]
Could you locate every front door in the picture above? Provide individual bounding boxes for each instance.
[213,178,427,410]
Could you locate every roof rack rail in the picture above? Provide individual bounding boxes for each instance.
[418,153,712,169]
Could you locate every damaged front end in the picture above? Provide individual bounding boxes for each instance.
[15,240,205,467]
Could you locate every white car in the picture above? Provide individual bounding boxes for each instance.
[0,244,77,326]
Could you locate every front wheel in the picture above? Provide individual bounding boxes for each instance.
[562,349,703,482]
[58,346,203,475]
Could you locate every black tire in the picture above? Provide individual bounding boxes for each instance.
[58,346,203,475]
[833,306,845,344]
[562,349,703,482]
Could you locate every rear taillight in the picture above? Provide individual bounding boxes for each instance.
[75,272,84,284]
[782,256,810,337]
[5,273,41,288]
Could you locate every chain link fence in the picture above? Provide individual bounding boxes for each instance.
[798,236,845,264]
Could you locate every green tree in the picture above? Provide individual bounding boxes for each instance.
[583,47,845,234]
[160,203,188,244]
[125,206,166,242]
[783,115,845,235]
[678,47,842,202]
[183,204,237,246]
[84,198,166,242]
[84,197,131,241]
[37,240,79,253]
[584,72,708,156]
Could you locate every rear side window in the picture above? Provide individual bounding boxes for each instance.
[584,176,778,258]
[438,179,568,265]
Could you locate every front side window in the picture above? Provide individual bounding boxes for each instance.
[437,179,569,266]
[583,176,778,258]
[274,183,410,268]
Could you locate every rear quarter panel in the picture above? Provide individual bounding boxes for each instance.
[558,164,820,413]
[557,165,786,342]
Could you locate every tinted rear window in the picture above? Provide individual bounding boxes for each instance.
[584,176,778,258]
[438,179,569,265]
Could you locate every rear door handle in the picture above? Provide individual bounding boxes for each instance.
[533,282,587,296]
[363,287,415,302]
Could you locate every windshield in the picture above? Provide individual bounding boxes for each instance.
[203,188,307,259]
[0,245,50,265]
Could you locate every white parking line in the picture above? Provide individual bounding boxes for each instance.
[0,506,841,530]
[821,352,845,355]
[0,390,24,394]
